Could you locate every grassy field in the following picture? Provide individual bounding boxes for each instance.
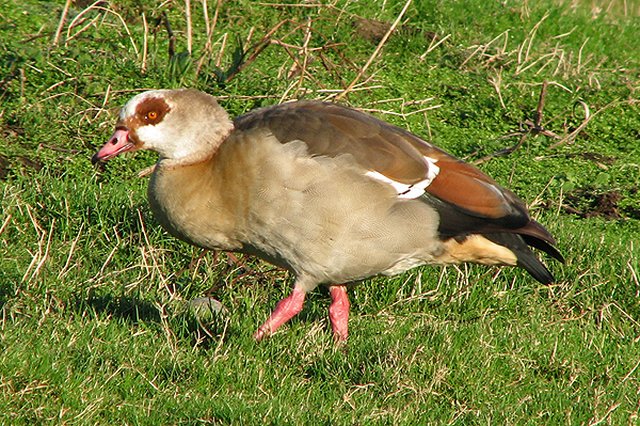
[1,0,639,423]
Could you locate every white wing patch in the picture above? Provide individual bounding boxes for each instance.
[366,156,440,199]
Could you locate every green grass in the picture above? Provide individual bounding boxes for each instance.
[1,0,639,423]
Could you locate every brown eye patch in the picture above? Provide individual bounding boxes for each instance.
[136,96,170,125]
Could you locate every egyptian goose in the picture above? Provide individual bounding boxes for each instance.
[92,89,563,341]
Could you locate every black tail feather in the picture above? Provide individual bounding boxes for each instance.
[423,193,563,283]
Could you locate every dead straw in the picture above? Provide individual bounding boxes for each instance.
[53,0,72,46]
[335,0,413,101]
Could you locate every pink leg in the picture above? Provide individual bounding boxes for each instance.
[254,286,306,341]
[329,285,350,342]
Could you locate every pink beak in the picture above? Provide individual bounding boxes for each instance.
[91,127,135,164]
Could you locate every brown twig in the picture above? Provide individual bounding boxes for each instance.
[474,81,560,165]
[533,80,547,127]
[161,12,176,59]
[473,133,529,165]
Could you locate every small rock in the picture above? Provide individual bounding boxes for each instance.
[189,297,226,319]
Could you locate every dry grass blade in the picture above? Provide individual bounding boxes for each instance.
[0,213,11,237]
[196,0,223,75]
[65,13,101,44]
[141,13,149,73]
[359,97,442,118]
[295,17,313,96]
[52,0,71,46]
[29,219,55,284]
[317,84,385,98]
[222,19,292,84]
[517,51,558,76]
[202,0,210,37]
[488,69,506,109]
[97,245,118,279]
[64,3,139,55]
[138,164,157,178]
[335,0,413,101]
[185,0,193,54]
[215,33,228,68]
[461,30,510,69]
[21,205,44,283]
[621,358,640,383]
[576,37,590,74]
[515,12,549,74]
[91,84,111,121]
[550,99,638,149]
[588,402,621,426]
[419,33,451,61]
[256,2,328,6]
[58,222,84,280]
[629,255,639,299]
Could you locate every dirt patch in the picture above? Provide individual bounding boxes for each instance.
[353,17,438,44]
[0,155,44,180]
[577,152,616,165]
[354,18,392,43]
[0,155,9,180]
[563,189,624,219]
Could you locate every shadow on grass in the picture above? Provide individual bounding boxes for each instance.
[0,290,8,311]
[74,292,235,348]
[75,293,161,324]
[0,277,17,311]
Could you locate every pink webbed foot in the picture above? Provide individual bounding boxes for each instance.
[254,286,306,341]
[329,285,350,342]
